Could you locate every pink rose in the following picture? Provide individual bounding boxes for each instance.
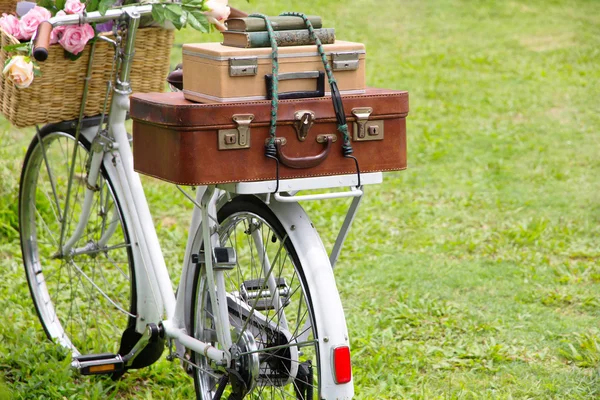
[58,24,94,55]
[50,10,66,44]
[203,0,230,32]
[64,0,86,15]
[0,13,23,40]
[19,6,51,40]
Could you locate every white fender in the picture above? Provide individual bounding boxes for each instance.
[177,193,355,399]
[268,199,354,400]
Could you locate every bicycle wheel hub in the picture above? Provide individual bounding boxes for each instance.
[229,329,259,395]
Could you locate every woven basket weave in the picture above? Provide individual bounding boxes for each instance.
[0,27,174,127]
[0,0,16,15]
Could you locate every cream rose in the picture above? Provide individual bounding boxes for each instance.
[203,0,230,32]
[3,55,34,89]
[19,6,51,40]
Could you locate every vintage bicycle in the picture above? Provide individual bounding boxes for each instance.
[18,4,407,399]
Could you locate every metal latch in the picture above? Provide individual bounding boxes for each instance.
[316,134,337,144]
[229,57,258,76]
[293,110,315,141]
[352,107,384,142]
[218,114,254,150]
[332,52,360,71]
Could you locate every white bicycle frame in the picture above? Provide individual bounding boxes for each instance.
[45,5,386,398]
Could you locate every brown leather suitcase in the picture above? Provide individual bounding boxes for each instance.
[130,88,408,186]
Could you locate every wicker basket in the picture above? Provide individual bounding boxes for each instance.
[0,27,174,127]
[0,0,16,15]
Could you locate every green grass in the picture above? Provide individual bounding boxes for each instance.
[1,0,600,398]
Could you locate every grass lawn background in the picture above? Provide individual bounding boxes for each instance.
[1,0,599,398]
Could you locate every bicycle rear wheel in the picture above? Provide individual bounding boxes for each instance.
[190,195,320,400]
[19,127,136,356]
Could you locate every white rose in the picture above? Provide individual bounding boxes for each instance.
[2,55,34,89]
[203,0,230,31]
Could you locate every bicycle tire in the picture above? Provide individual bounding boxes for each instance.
[190,195,321,400]
[19,126,137,357]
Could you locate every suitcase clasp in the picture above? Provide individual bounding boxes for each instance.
[332,52,360,71]
[351,107,373,139]
[293,110,315,142]
[218,114,254,150]
[351,107,384,142]
[229,57,258,76]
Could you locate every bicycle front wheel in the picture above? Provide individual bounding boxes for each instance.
[190,195,321,400]
[19,127,136,356]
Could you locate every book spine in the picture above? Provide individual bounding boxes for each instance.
[236,16,323,32]
[247,28,335,48]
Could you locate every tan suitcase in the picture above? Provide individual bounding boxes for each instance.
[182,40,366,103]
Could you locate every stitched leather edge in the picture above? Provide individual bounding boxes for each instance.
[134,166,407,187]
[131,91,409,110]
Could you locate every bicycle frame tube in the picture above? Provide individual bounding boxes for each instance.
[199,186,233,354]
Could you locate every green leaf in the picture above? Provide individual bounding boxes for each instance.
[164,4,183,29]
[86,0,99,13]
[64,49,85,61]
[98,0,114,16]
[55,0,66,11]
[186,12,208,33]
[187,9,209,32]
[181,0,203,8]
[170,18,182,30]
[2,43,30,53]
[151,4,165,24]
[165,4,183,17]
[37,0,54,8]
[180,11,188,29]
[37,0,59,14]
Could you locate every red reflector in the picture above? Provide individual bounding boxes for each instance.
[333,346,352,384]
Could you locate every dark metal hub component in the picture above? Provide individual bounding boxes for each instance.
[259,330,294,386]
[294,361,314,400]
[227,329,259,398]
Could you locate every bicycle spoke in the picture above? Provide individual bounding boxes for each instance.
[34,207,59,248]
[70,260,134,318]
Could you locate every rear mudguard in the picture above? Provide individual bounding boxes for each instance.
[178,192,354,399]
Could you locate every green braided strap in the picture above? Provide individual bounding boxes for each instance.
[248,13,279,147]
[280,11,353,152]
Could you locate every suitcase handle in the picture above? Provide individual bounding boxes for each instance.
[275,135,332,169]
[265,71,325,100]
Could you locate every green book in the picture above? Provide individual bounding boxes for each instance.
[221,28,335,48]
[225,16,323,32]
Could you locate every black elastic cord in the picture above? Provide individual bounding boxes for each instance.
[265,144,281,193]
[347,155,361,188]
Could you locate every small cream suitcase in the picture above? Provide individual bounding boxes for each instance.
[182,40,366,103]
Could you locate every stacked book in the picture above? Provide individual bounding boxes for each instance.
[221,15,335,48]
